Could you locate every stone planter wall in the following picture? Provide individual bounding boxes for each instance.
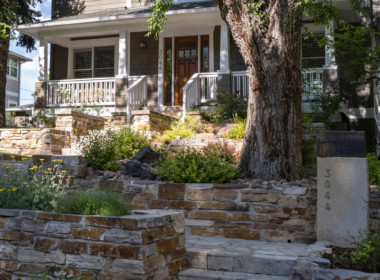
[369,190,380,232]
[55,111,106,135]
[0,209,188,280]
[0,128,70,155]
[151,138,243,154]
[100,180,317,244]
[131,110,174,133]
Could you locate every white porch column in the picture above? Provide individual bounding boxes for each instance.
[118,31,128,77]
[158,35,164,106]
[220,22,230,73]
[324,21,337,69]
[38,37,48,81]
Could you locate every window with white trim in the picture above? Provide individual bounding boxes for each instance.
[73,46,115,79]
[7,57,18,78]
[302,35,325,69]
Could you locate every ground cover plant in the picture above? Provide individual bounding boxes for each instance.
[323,231,380,273]
[79,126,150,171]
[224,114,246,139]
[154,148,238,183]
[56,189,130,216]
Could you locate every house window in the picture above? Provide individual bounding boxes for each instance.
[7,57,18,78]
[302,35,325,68]
[73,46,115,78]
[201,35,209,72]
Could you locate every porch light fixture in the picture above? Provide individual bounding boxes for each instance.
[140,41,147,48]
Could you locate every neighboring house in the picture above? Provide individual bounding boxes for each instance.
[6,51,32,107]
[16,0,379,149]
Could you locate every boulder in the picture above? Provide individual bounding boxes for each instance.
[125,160,156,180]
[132,147,160,164]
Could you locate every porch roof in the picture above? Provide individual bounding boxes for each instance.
[16,1,219,39]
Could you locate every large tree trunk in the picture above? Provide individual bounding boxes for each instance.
[216,0,303,180]
[0,34,10,128]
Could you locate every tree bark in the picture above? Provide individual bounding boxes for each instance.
[216,0,303,180]
[0,33,10,128]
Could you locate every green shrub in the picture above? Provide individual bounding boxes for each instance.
[224,114,246,139]
[56,190,130,216]
[351,231,380,272]
[367,152,380,186]
[161,116,204,139]
[0,160,70,212]
[203,89,247,123]
[79,127,150,171]
[202,142,239,165]
[155,148,238,183]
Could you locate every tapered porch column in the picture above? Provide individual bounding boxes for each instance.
[38,37,48,81]
[217,22,231,92]
[118,31,129,77]
[323,21,339,94]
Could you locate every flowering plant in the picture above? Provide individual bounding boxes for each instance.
[0,157,70,211]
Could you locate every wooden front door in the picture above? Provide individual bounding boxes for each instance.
[175,36,198,106]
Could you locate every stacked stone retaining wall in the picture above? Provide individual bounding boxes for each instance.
[100,180,317,244]
[0,209,188,280]
[55,111,106,135]
[0,128,70,155]
[132,110,174,133]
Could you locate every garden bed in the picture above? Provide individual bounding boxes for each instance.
[0,209,188,279]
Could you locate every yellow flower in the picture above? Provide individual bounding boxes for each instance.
[0,189,5,192]
[60,170,67,173]
[53,159,63,162]
[40,159,45,162]
[21,158,27,161]
[3,175,7,178]
[23,182,28,185]
[12,187,17,191]
[5,166,10,170]
[46,168,52,171]
[7,189,10,192]
[45,172,49,174]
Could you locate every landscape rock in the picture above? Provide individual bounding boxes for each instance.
[125,160,156,180]
[132,147,160,164]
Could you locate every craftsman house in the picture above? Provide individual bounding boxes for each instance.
[16,0,379,149]
[5,51,32,108]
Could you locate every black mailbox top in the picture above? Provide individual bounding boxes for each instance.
[316,131,366,158]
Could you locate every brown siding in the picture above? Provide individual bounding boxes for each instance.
[130,32,159,106]
[230,33,246,71]
[50,45,69,80]
[213,26,220,71]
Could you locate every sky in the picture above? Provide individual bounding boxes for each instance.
[9,0,52,105]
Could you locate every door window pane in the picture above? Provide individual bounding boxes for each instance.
[201,36,209,72]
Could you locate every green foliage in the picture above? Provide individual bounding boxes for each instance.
[79,127,150,171]
[224,114,246,139]
[56,189,130,216]
[155,148,238,183]
[367,153,380,186]
[161,116,203,139]
[0,23,11,39]
[14,266,82,280]
[0,160,70,212]
[5,112,15,126]
[351,231,380,272]
[146,0,173,39]
[325,25,380,85]
[202,142,239,165]
[36,110,56,128]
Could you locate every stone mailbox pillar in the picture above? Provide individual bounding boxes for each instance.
[316,131,368,247]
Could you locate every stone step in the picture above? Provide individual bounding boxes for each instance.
[179,268,289,280]
[185,236,329,277]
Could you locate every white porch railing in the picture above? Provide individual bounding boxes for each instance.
[232,71,249,99]
[302,69,323,101]
[126,75,147,120]
[199,73,218,101]
[46,78,117,106]
[182,73,200,119]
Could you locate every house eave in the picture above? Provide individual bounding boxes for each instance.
[16,6,220,39]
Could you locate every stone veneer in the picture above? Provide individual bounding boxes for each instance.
[0,209,188,280]
[131,110,174,133]
[99,180,317,244]
[55,111,106,135]
[0,128,70,155]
